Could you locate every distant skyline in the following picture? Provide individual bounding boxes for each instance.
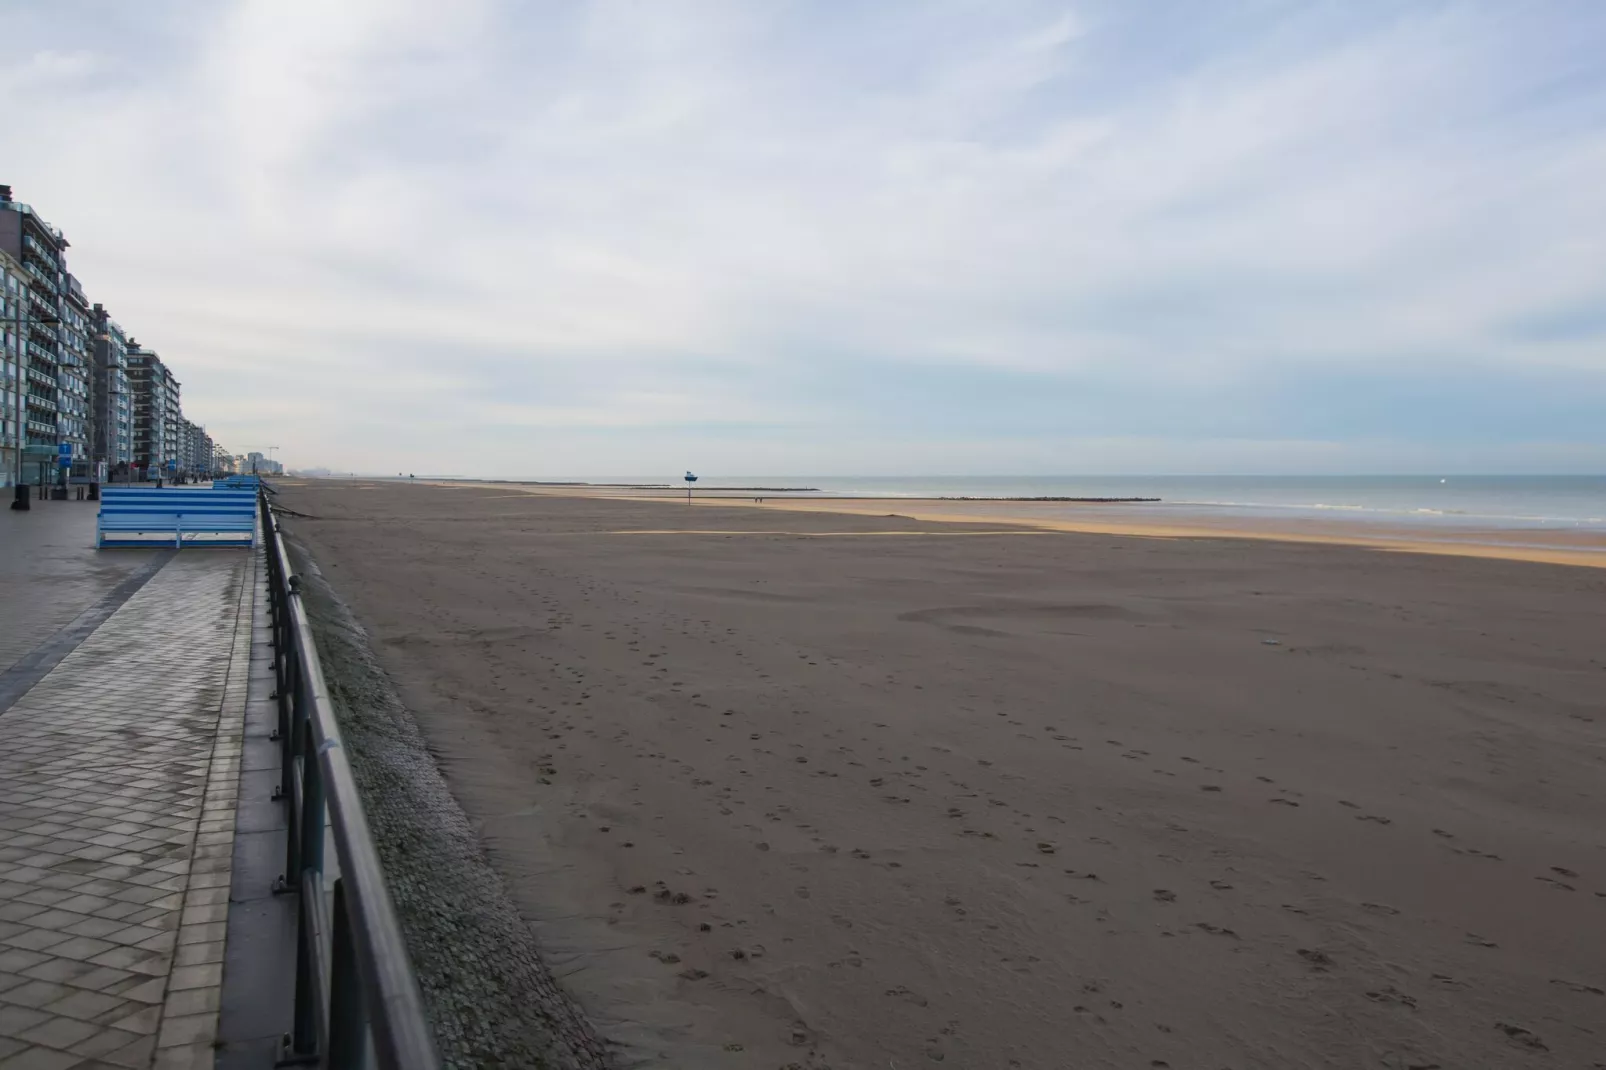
[3,0,1604,475]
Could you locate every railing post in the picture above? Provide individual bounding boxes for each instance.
[289,886,320,1061]
[327,879,372,1068]
[281,665,310,888]
[299,733,326,880]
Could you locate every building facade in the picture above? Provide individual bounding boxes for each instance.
[59,274,94,476]
[1,249,25,487]
[91,303,133,479]
[244,451,283,475]
[162,370,182,478]
[0,188,68,489]
[2,185,232,488]
[178,419,206,478]
[127,345,172,478]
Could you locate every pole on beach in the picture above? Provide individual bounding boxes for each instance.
[684,470,698,503]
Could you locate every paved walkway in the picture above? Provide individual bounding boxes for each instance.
[0,504,156,678]
[0,505,254,1070]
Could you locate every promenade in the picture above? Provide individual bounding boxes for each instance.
[0,503,253,1069]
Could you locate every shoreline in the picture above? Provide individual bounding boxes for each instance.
[411,480,1606,569]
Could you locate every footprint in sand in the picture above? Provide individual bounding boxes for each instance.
[1494,1022,1547,1052]
[1363,985,1417,1009]
[1296,948,1333,970]
[885,985,929,1007]
[1453,845,1503,861]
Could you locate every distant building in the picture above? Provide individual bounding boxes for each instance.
[0,185,68,487]
[245,451,283,475]
[0,184,235,488]
[177,418,216,479]
[91,303,133,479]
[127,344,175,478]
[1,248,26,487]
[59,274,92,475]
[162,371,182,478]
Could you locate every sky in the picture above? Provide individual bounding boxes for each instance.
[3,0,1604,476]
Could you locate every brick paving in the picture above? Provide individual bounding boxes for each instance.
[0,507,253,1070]
[0,505,158,676]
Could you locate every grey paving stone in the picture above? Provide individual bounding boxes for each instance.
[0,527,256,1067]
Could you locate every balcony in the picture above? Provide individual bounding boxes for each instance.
[22,232,61,263]
[22,256,57,289]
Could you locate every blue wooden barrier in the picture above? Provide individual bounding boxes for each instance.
[213,475,262,490]
[97,488,256,548]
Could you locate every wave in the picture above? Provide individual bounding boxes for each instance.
[1162,498,1605,527]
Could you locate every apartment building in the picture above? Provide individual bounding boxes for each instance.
[2,185,232,488]
[1,248,25,487]
[127,344,173,478]
[59,274,93,475]
[0,186,67,488]
[178,418,214,478]
[91,303,134,478]
[162,368,182,477]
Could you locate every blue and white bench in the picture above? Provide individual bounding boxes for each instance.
[97,488,257,548]
[212,476,261,490]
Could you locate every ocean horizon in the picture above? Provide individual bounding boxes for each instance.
[385,474,1606,532]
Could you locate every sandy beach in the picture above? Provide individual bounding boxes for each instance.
[278,479,1606,1069]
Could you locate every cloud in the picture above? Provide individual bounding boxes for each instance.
[2,0,1604,474]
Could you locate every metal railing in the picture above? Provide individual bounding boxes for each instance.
[260,491,440,1069]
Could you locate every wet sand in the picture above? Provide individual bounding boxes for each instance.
[278,479,1606,1069]
[432,480,1606,570]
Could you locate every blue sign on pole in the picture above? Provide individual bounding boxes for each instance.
[58,442,72,468]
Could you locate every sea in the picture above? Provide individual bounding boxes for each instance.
[559,475,1606,532]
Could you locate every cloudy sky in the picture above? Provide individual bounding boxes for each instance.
[4,0,1604,476]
